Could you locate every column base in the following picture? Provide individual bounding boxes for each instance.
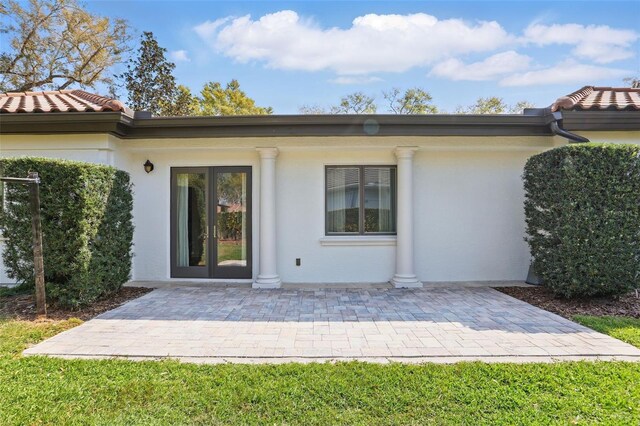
[390,274,423,288]
[252,275,282,289]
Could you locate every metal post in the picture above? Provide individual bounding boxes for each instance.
[28,172,46,317]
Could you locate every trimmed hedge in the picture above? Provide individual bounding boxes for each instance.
[523,143,640,298]
[0,157,133,308]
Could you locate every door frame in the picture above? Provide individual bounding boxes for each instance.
[212,166,252,279]
[170,167,210,279]
[170,166,252,279]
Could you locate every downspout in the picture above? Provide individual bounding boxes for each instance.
[549,110,590,143]
[525,110,590,285]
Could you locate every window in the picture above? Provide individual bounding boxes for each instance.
[326,166,396,235]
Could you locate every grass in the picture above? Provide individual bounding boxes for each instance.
[0,318,82,357]
[574,315,640,349]
[217,240,244,263]
[0,318,639,424]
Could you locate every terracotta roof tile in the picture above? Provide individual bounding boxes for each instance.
[0,89,133,116]
[551,86,640,112]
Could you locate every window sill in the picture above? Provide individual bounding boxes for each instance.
[319,236,397,246]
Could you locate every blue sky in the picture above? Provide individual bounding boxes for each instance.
[85,0,639,113]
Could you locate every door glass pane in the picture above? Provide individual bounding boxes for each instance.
[176,173,207,267]
[364,167,395,233]
[216,172,248,267]
[327,167,360,233]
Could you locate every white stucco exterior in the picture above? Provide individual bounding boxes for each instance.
[1,131,638,285]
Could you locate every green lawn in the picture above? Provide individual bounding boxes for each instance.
[574,315,640,349]
[0,318,639,425]
[217,240,244,263]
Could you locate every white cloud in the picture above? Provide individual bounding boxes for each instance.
[195,11,512,74]
[523,23,638,63]
[500,60,629,86]
[193,10,638,84]
[430,51,532,81]
[194,18,232,41]
[169,50,190,62]
[328,76,383,85]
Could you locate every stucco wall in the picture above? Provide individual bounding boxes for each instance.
[1,131,637,285]
[0,134,118,165]
[0,241,11,284]
[119,135,556,284]
[579,131,640,145]
[413,150,530,281]
[276,149,397,283]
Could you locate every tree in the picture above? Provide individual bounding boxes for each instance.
[119,32,180,116]
[299,88,438,114]
[329,92,377,114]
[159,85,198,117]
[456,97,536,114]
[298,104,328,114]
[195,80,272,116]
[0,3,10,32]
[0,0,130,92]
[383,87,437,114]
[509,100,535,114]
[217,173,245,207]
[623,76,640,88]
[456,97,508,114]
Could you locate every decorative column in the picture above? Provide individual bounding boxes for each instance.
[391,147,422,288]
[253,147,282,288]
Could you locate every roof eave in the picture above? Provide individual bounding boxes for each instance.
[0,112,131,137]
[0,113,555,139]
[560,110,640,131]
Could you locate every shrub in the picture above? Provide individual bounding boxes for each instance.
[217,211,243,240]
[523,143,640,298]
[0,157,133,308]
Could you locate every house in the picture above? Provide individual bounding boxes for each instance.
[1,86,639,287]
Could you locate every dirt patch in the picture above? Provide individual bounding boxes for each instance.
[0,287,153,321]
[496,286,640,319]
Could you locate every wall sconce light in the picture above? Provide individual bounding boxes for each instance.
[143,160,154,174]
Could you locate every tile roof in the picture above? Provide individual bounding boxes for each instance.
[551,86,640,112]
[0,90,133,116]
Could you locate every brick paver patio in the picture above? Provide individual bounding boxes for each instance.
[24,286,640,363]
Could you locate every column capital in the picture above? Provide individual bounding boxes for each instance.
[256,147,279,159]
[394,146,419,159]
